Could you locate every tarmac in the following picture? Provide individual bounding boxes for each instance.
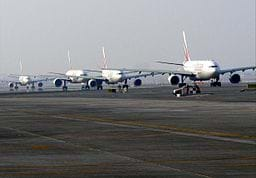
[0,84,255,178]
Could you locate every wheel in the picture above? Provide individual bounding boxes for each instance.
[122,85,129,92]
[217,82,221,87]
[81,85,86,91]
[97,86,103,90]
[210,82,216,87]
[15,86,19,90]
[85,85,90,90]
[122,84,129,89]
[62,86,68,91]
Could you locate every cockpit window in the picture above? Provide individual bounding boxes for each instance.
[210,65,218,68]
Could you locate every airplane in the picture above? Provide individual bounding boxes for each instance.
[85,47,159,91]
[123,31,256,87]
[88,47,156,91]
[156,31,256,87]
[50,50,104,91]
[7,60,50,91]
[52,48,156,91]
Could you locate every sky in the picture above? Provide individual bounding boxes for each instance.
[0,0,255,74]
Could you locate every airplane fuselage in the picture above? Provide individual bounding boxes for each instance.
[65,70,89,83]
[18,76,32,85]
[183,60,220,81]
[102,69,123,84]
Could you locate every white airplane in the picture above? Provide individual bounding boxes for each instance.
[126,31,255,87]
[51,50,104,91]
[52,48,155,91]
[156,31,256,87]
[8,60,50,91]
[85,47,157,91]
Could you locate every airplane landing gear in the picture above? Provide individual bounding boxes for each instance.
[81,85,86,90]
[210,78,221,87]
[62,80,68,91]
[122,79,129,92]
[122,84,129,92]
[97,85,103,90]
[31,85,35,90]
[62,86,68,91]
[178,75,187,88]
[210,82,221,87]
[14,85,19,90]
[81,84,91,91]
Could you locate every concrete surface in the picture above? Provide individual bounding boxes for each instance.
[0,84,255,177]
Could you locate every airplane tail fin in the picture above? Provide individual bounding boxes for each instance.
[102,46,107,69]
[182,31,191,63]
[19,59,23,75]
[67,49,72,70]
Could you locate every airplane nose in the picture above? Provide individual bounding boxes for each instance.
[211,68,219,77]
[117,74,123,81]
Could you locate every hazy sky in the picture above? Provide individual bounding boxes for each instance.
[0,0,255,74]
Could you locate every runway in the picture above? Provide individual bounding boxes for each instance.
[0,84,255,177]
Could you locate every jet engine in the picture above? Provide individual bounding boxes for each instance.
[38,82,43,88]
[168,75,180,85]
[229,74,241,84]
[88,79,97,87]
[53,78,63,87]
[8,82,14,88]
[134,79,142,86]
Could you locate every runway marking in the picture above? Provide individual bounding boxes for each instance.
[1,126,66,144]
[0,129,211,178]
[0,163,211,178]
[2,109,253,177]
[54,115,256,145]
[0,113,211,177]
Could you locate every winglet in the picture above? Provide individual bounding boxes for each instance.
[182,31,191,63]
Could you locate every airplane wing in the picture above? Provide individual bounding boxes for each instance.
[30,77,54,83]
[79,75,107,81]
[82,69,102,73]
[60,74,107,82]
[105,68,194,77]
[156,60,184,66]
[121,72,157,81]
[48,72,66,76]
[219,66,256,75]
[8,74,22,78]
